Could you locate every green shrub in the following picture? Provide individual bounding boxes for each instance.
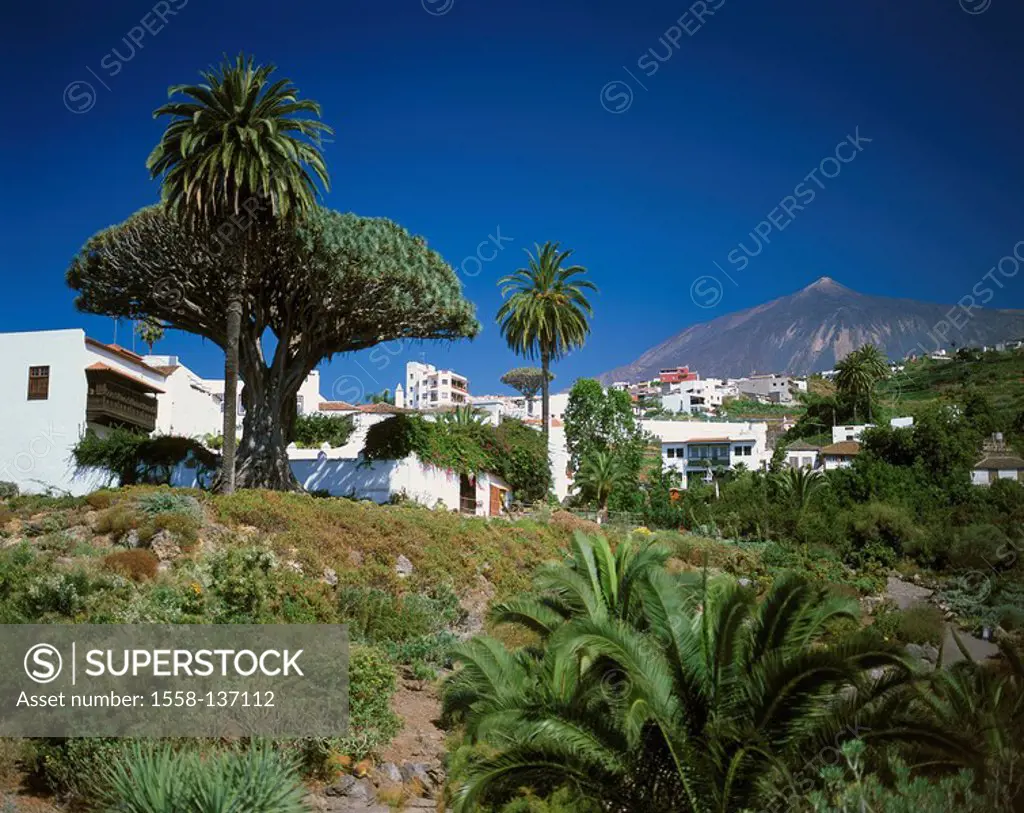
[99,741,307,813]
[0,482,17,499]
[348,646,401,749]
[28,738,125,801]
[72,430,218,487]
[337,583,462,646]
[897,603,944,645]
[139,511,202,548]
[293,413,356,448]
[841,502,919,568]
[136,490,203,519]
[948,524,1011,572]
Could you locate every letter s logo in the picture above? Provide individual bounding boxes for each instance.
[25,644,63,684]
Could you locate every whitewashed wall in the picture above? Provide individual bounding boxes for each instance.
[0,329,90,495]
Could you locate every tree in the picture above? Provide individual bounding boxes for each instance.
[444,560,951,812]
[365,389,395,405]
[497,242,596,439]
[574,451,629,520]
[835,344,889,422]
[134,317,165,352]
[563,381,649,511]
[773,467,828,514]
[500,366,554,417]
[147,54,332,494]
[68,206,479,490]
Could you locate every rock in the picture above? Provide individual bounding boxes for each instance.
[905,643,924,660]
[156,561,172,574]
[322,567,338,586]
[323,776,357,797]
[323,776,375,803]
[348,549,364,567]
[403,799,436,809]
[399,762,432,786]
[149,530,181,561]
[395,555,413,578]
[377,762,403,784]
[285,560,304,575]
[921,643,940,663]
[737,577,752,588]
[123,529,141,549]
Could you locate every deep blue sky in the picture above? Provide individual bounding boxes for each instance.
[2,0,1023,400]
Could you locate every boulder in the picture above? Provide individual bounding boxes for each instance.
[149,530,181,562]
[322,567,338,586]
[396,555,413,578]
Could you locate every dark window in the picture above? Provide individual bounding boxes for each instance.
[666,448,675,458]
[27,366,50,400]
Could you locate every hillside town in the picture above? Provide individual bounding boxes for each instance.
[4,328,1022,514]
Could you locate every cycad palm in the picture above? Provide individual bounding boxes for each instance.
[774,467,828,514]
[497,242,596,438]
[573,450,628,521]
[147,54,332,492]
[445,551,962,813]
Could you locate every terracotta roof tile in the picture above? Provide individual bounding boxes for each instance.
[86,362,165,393]
[820,441,861,456]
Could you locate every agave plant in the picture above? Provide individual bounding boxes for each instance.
[444,539,966,813]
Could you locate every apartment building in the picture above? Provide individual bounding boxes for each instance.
[400,361,469,409]
[644,419,770,489]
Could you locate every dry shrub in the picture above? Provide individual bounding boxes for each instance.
[139,512,201,549]
[103,549,159,581]
[86,490,114,509]
[550,510,600,534]
[94,503,141,538]
[0,507,11,528]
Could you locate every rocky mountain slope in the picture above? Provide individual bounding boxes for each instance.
[599,277,1024,381]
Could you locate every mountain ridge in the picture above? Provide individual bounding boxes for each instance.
[597,278,1024,382]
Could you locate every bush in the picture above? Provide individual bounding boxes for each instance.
[897,603,945,645]
[0,507,11,528]
[72,430,218,487]
[103,549,160,581]
[136,490,203,519]
[948,524,1011,572]
[841,502,919,568]
[139,511,202,548]
[293,413,356,448]
[94,503,142,539]
[0,482,18,499]
[99,741,307,813]
[348,645,401,748]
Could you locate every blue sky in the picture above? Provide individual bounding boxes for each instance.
[2,0,1023,400]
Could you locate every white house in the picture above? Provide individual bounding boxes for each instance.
[734,374,800,404]
[644,420,769,489]
[143,355,223,439]
[819,441,861,470]
[784,440,822,470]
[972,433,1024,486]
[832,424,875,444]
[401,361,469,410]
[0,329,167,495]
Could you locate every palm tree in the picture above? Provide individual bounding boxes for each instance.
[835,344,889,423]
[444,557,963,813]
[573,450,628,522]
[134,317,164,353]
[497,242,596,438]
[147,54,332,493]
[773,467,828,514]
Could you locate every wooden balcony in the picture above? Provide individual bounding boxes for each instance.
[86,373,159,433]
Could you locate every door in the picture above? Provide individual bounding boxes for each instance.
[489,485,504,517]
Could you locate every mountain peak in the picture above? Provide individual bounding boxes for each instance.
[804,276,848,293]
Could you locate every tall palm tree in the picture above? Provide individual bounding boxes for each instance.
[497,242,596,439]
[835,344,889,423]
[147,54,332,493]
[444,558,966,812]
[573,451,628,522]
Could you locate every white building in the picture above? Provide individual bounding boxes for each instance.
[143,355,223,438]
[0,329,166,495]
[400,361,469,410]
[644,420,769,489]
[972,433,1024,486]
[734,374,801,404]
[783,440,821,471]
[832,424,875,444]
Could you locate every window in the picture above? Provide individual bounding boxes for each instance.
[666,448,675,458]
[27,366,49,400]
[296,394,305,414]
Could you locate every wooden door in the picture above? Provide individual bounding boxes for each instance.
[489,485,504,516]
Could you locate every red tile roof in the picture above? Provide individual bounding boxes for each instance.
[85,338,165,375]
[86,362,165,393]
[820,441,861,456]
[318,401,359,412]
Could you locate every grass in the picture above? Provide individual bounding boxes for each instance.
[879,351,1024,415]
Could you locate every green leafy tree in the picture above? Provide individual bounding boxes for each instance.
[501,366,554,417]
[497,242,596,438]
[292,413,356,448]
[147,54,332,493]
[563,380,649,510]
[68,207,478,491]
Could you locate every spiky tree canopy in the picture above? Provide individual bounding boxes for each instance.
[500,366,553,400]
[67,205,479,361]
[146,54,331,223]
